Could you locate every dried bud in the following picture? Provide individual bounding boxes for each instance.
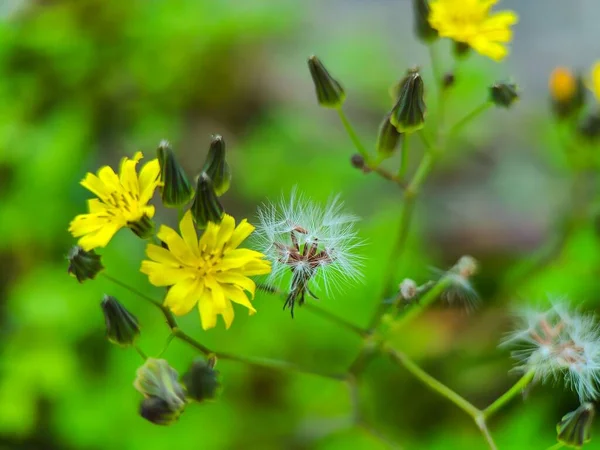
[134,358,186,426]
[549,68,586,119]
[399,278,418,301]
[67,246,104,282]
[489,82,519,108]
[376,113,402,159]
[442,72,455,89]
[454,42,471,59]
[350,154,366,170]
[578,111,600,141]
[307,55,346,109]
[412,0,437,42]
[557,403,595,448]
[157,140,194,208]
[390,69,426,133]
[182,357,220,403]
[202,135,231,196]
[128,214,155,240]
[100,295,140,347]
[139,396,183,426]
[190,173,224,229]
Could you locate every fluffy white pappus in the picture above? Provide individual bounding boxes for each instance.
[502,301,600,402]
[254,189,364,298]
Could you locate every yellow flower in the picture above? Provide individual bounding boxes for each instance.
[428,0,518,61]
[141,211,271,330]
[69,152,160,251]
[592,62,600,101]
[549,67,576,103]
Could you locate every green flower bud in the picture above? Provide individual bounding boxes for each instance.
[139,396,183,426]
[202,135,231,197]
[390,69,426,133]
[412,0,437,42]
[128,214,155,240]
[182,357,220,403]
[557,403,595,448]
[101,295,140,347]
[190,173,224,229]
[454,42,471,59]
[157,140,194,208]
[307,55,346,109]
[489,81,519,108]
[578,111,600,141]
[67,246,104,282]
[376,113,402,159]
[134,358,187,415]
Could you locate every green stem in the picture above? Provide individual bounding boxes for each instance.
[337,108,370,160]
[134,345,147,360]
[447,101,492,139]
[385,345,480,418]
[398,133,411,178]
[545,443,564,450]
[483,370,535,419]
[475,417,498,450]
[102,273,162,308]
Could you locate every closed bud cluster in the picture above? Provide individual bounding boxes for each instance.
[376,113,402,159]
[67,246,104,282]
[100,295,140,347]
[548,67,586,120]
[157,140,194,208]
[191,173,224,229]
[390,69,426,133]
[557,402,595,448]
[503,302,600,402]
[307,55,346,109]
[489,81,519,108]
[202,135,231,197]
[134,358,187,426]
[182,357,220,402]
[578,111,600,141]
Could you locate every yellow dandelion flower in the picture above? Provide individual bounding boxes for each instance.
[141,211,271,330]
[428,0,518,62]
[549,67,577,103]
[69,152,160,251]
[592,61,600,101]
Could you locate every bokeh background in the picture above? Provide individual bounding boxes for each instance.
[1,0,600,449]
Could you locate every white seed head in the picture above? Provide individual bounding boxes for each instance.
[502,301,600,402]
[431,255,480,310]
[399,278,418,300]
[254,189,364,299]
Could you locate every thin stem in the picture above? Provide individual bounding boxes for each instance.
[102,273,162,308]
[483,370,535,419]
[476,416,498,450]
[392,276,451,329]
[417,130,436,153]
[385,345,480,418]
[364,162,408,189]
[397,133,411,178]
[134,345,147,360]
[337,108,370,160]
[447,101,492,139]
[257,283,368,337]
[545,443,564,450]
[157,333,175,357]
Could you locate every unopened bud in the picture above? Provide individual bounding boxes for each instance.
[390,69,426,133]
[191,173,224,229]
[549,68,585,120]
[376,113,402,159]
[557,403,594,448]
[307,55,346,109]
[578,111,600,141]
[182,357,220,403]
[67,246,104,282]
[489,82,519,108]
[128,214,155,240]
[399,278,418,301]
[202,135,231,196]
[454,42,471,59]
[412,0,437,42]
[442,72,455,89]
[134,358,186,425]
[157,140,194,208]
[101,295,140,347]
[350,154,366,170]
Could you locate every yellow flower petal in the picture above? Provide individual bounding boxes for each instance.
[138,158,160,205]
[198,288,218,330]
[226,219,255,251]
[592,62,600,100]
[119,153,142,197]
[214,272,256,296]
[179,211,200,258]
[164,277,200,316]
[145,244,181,267]
[219,300,235,329]
[141,262,193,286]
[77,221,122,251]
[220,284,256,313]
[198,220,218,251]
[241,260,272,276]
[215,214,235,249]
[156,224,197,266]
[220,249,271,270]
[205,277,227,311]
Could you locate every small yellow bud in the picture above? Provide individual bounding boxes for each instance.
[549,67,577,102]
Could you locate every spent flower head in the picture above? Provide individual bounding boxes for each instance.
[255,189,363,316]
[431,255,479,310]
[503,302,600,402]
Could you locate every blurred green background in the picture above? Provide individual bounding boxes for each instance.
[1,0,600,449]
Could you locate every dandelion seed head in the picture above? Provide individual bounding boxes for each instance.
[255,189,364,314]
[503,301,600,402]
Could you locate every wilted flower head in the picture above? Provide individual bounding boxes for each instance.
[255,189,363,316]
[433,255,479,310]
[503,302,600,402]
